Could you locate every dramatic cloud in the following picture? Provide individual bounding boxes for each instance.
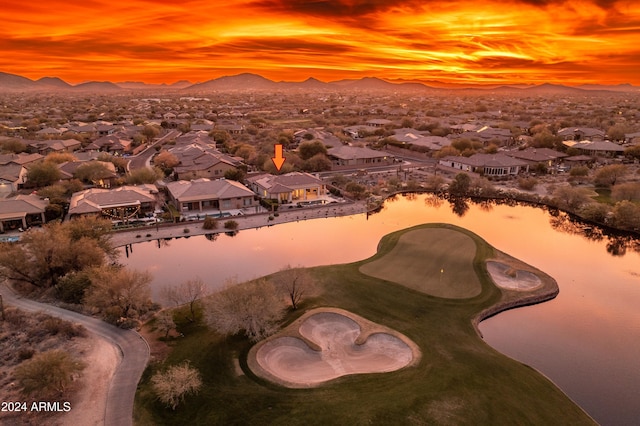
[1,0,639,84]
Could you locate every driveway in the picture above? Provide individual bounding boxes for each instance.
[0,281,149,426]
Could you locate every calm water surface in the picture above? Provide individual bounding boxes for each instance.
[121,194,640,426]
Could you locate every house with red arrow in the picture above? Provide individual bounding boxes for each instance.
[246,172,326,204]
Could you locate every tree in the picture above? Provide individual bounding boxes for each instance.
[298,140,327,160]
[611,201,640,231]
[552,186,594,210]
[606,123,629,142]
[224,220,239,230]
[345,181,366,199]
[154,150,180,171]
[594,164,627,187]
[578,203,611,223]
[223,168,245,181]
[73,161,114,184]
[448,173,471,196]
[44,151,77,164]
[272,265,316,310]
[142,124,160,142]
[151,362,202,410]
[205,278,285,341]
[155,311,176,338]
[0,221,107,288]
[569,166,589,178]
[26,161,62,187]
[624,145,640,160]
[160,278,206,322]
[202,216,218,230]
[435,146,460,159]
[611,182,640,202]
[303,153,332,172]
[83,265,153,326]
[15,350,85,398]
[126,166,164,184]
[0,138,27,153]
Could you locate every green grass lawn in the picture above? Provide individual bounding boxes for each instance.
[592,187,613,204]
[359,227,481,298]
[134,223,595,426]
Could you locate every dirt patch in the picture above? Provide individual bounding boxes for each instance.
[55,335,119,426]
[248,307,421,388]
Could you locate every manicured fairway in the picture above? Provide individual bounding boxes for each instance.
[134,223,595,426]
[359,227,481,298]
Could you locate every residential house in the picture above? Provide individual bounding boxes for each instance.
[166,178,256,215]
[393,129,452,150]
[0,153,44,167]
[451,126,513,145]
[170,145,241,181]
[58,160,119,188]
[85,135,132,154]
[36,127,63,138]
[566,140,625,157]
[247,172,326,203]
[366,119,392,128]
[558,127,606,142]
[0,164,28,196]
[327,145,394,168]
[0,194,48,232]
[504,148,567,168]
[68,185,158,221]
[27,138,82,155]
[439,153,528,177]
[624,132,640,144]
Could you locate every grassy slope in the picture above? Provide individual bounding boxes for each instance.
[134,223,595,426]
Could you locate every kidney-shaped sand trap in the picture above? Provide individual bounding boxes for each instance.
[248,308,420,388]
[486,261,542,291]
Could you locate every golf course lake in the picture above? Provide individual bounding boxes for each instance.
[120,193,640,426]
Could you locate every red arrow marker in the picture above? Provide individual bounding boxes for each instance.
[272,144,286,171]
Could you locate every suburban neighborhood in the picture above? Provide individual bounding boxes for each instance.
[1,75,639,426]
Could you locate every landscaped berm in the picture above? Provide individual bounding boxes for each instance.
[135,223,596,426]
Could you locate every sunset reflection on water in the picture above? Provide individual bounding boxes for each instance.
[120,194,640,425]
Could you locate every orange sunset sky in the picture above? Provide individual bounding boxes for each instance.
[2,0,640,85]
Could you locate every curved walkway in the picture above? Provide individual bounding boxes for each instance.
[0,281,149,426]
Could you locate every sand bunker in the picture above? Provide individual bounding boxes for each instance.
[249,308,420,388]
[487,261,542,291]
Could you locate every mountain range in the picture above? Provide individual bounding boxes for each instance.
[1,71,638,94]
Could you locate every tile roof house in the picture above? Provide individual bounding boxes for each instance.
[504,147,567,167]
[565,140,625,157]
[166,178,256,214]
[58,160,119,188]
[0,153,44,167]
[68,185,158,221]
[393,129,452,150]
[85,135,132,154]
[439,153,528,177]
[246,172,326,203]
[327,145,394,168]
[0,164,28,196]
[0,194,48,232]
[27,138,82,155]
[558,127,606,142]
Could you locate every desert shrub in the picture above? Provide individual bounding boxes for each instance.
[151,362,202,410]
[224,220,239,230]
[203,216,218,230]
[15,350,85,398]
[518,177,538,191]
